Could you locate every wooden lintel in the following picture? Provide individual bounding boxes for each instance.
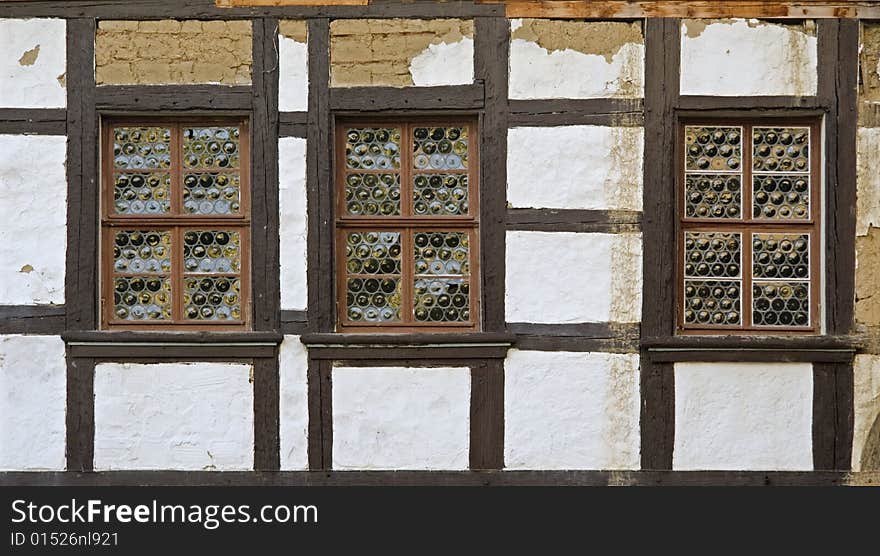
[216,0,367,6]
[478,1,880,19]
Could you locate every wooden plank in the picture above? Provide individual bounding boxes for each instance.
[306,19,334,333]
[330,85,485,112]
[677,96,824,111]
[0,305,65,334]
[639,18,680,472]
[4,469,869,486]
[508,98,644,127]
[507,209,642,233]
[0,1,503,18]
[251,19,282,331]
[95,85,252,111]
[475,16,509,333]
[67,344,278,358]
[650,349,854,363]
[219,0,367,5]
[253,355,281,471]
[307,345,511,360]
[509,322,641,353]
[65,18,98,331]
[280,112,308,137]
[813,362,855,471]
[470,360,505,470]
[66,356,95,472]
[0,109,66,135]
[483,1,880,19]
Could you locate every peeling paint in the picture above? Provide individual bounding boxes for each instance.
[680,18,817,96]
[18,44,40,66]
[509,19,644,99]
[18,265,33,274]
[856,228,880,325]
[861,24,880,101]
[511,19,642,63]
[280,336,309,470]
[56,72,65,88]
[0,19,66,108]
[279,20,309,111]
[330,18,473,87]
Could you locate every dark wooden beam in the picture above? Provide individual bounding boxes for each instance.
[470,360,505,470]
[0,109,66,135]
[508,98,644,127]
[96,85,253,111]
[0,305,65,334]
[329,84,485,112]
[509,322,640,353]
[507,209,642,233]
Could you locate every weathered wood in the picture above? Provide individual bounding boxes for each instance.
[677,96,824,111]
[95,85,253,111]
[509,322,641,353]
[307,345,511,360]
[470,360,504,470]
[813,362,855,470]
[330,85,485,112]
[251,19,282,331]
[649,348,855,363]
[475,16,508,333]
[0,305,65,334]
[507,209,642,233]
[65,356,95,472]
[508,98,644,127]
[0,0,503,18]
[0,109,66,135]
[253,355,281,471]
[483,1,880,18]
[6,469,871,486]
[280,112,308,137]
[639,18,680,472]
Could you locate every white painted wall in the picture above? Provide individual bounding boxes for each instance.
[505,231,642,323]
[94,362,253,470]
[673,362,814,470]
[857,127,880,236]
[409,37,474,87]
[279,34,308,112]
[853,355,880,471]
[505,350,640,470]
[280,336,309,470]
[0,18,66,108]
[509,39,644,99]
[0,135,66,305]
[680,19,817,96]
[332,367,470,470]
[507,126,643,210]
[279,137,308,311]
[0,335,66,470]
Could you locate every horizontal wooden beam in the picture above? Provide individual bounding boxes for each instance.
[677,96,825,111]
[0,1,502,19]
[0,109,66,135]
[509,98,644,127]
[279,112,308,137]
[5,470,874,486]
[96,85,253,111]
[0,305,65,334]
[330,85,485,112]
[509,322,641,353]
[507,209,642,233]
[481,1,880,19]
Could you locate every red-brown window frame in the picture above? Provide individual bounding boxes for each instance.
[676,118,822,335]
[100,116,252,330]
[334,117,481,333]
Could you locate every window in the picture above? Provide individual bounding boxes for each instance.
[678,120,820,333]
[101,118,250,329]
[335,119,480,332]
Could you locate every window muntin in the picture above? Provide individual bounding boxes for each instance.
[101,118,250,329]
[335,119,480,332]
[678,121,820,333]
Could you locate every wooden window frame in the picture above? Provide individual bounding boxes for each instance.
[334,117,481,333]
[676,117,822,335]
[100,116,252,331]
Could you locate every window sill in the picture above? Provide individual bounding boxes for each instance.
[643,335,857,363]
[62,331,282,359]
[300,332,515,360]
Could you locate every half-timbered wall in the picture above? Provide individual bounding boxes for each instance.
[0,0,877,485]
